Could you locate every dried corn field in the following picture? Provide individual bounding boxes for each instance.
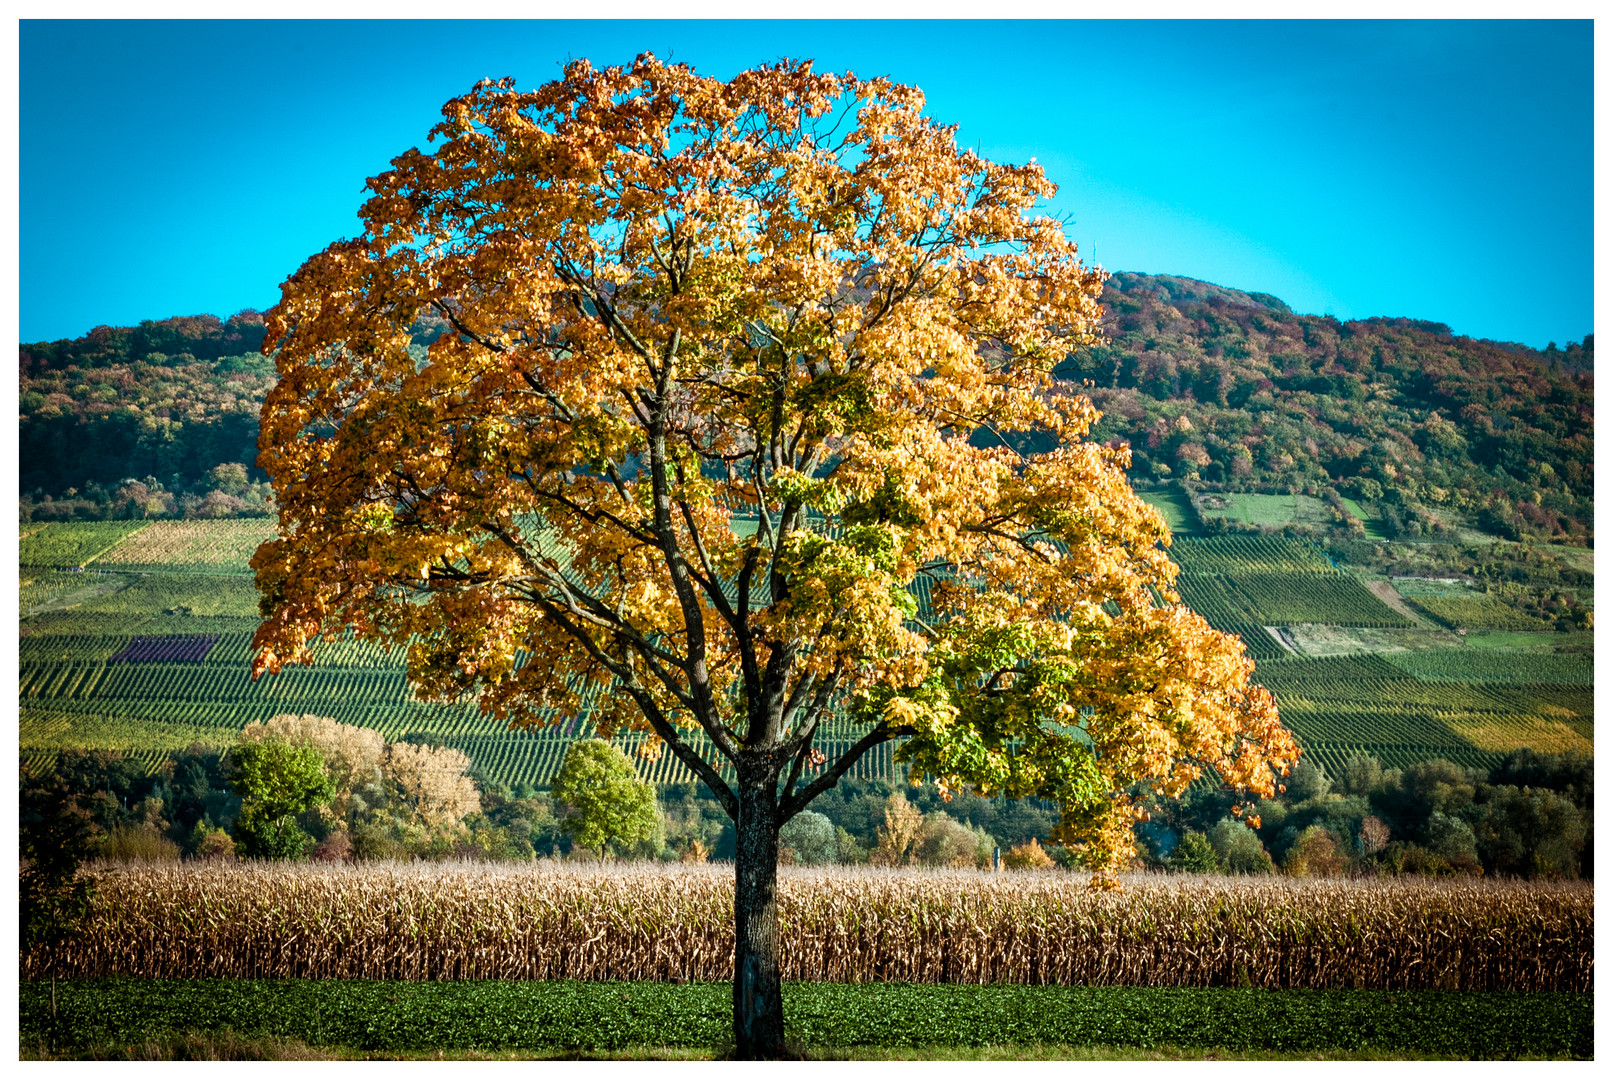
[26,862,1591,992]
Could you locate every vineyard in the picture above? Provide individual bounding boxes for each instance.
[1169,537,1413,629]
[19,521,151,568]
[1405,595,1554,631]
[16,521,1594,791]
[93,519,277,571]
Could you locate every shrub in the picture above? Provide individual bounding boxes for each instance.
[1003,837,1054,870]
[99,824,181,862]
[193,829,236,861]
[1209,818,1274,874]
[779,811,837,866]
[914,812,992,869]
[310,830,353,863]
[1283,826,1347,877]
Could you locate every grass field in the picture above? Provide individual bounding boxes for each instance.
[1337,497,1387,539]
[1138,489,1198,536]
[1191,492,1332,529]
[20,979,1592,1060]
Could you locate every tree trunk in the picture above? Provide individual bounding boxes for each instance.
[732,760,787,1059]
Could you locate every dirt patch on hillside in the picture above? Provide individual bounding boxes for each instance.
[1365,580,1431,626]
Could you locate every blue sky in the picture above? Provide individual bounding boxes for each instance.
[19,19,1593,348]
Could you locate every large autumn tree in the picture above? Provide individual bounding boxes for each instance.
[251,54,1299,1058]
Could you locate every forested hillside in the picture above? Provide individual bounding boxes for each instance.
[19,276,1591,545]
[1057,274,1593,544]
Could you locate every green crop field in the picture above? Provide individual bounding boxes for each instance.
[1405,595,1553,631]
[1169,537,1412,629]
[17,520,1593,790]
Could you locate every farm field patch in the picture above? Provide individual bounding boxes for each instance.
[1166,538,1410,629]
[19,521,150,568]
[26,863,1591,992]
[1137,489,1198,536]
[1190,492,1331,529]
[19,979,1592,1060]
[1406,595,1553,631]
[95,519,274,571]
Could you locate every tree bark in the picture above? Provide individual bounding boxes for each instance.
[732,756,787,1059]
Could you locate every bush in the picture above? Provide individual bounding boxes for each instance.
[779,811,837,866]
[915,812,993,868]
[1283,826,1347,877]
[835,826,868,864]
[193,828,236,861]
[310,830,353,863]
[1209,818,1273,874]
[1003,837,1054,870]
[99,824,181,862]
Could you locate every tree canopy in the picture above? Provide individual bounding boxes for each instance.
[249,53,1300,1055]
[550,738,662,857]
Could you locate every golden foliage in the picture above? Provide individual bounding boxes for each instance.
[251,53,1299,874]
[1002,837,1054,871]
[384,742,481,829]
[870,792,924,866]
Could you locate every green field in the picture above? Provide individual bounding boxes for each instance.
[17,522,1594,789]
[1191,492,1332,529]
[19,979,1593,1060]
[1138,489,1198,536]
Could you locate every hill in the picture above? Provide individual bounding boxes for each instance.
[1052,273,1592,544]
[19,276,1592,546]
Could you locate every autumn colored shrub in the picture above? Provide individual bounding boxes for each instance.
[1003,838,1054,870]
[1283,826,1349,877]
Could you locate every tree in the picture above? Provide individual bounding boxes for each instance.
[1169,830,1219,873]
[384,741,482,829]
[20,765,99,1026]
[230,739,334,858]
[240,713,385,819]
[549,738,661,858]
[1208,816,1273,874]
[250,54,1299,1057]
[778,809,838,865]
[870,791,924,866]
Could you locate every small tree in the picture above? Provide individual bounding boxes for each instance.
[1209,817,1274,874]
[20,766,98,1025]
[870,791,924,866]
[779,810,838,866]
[385,741,482,829]
[1169,830,1219,873]
[230,740,334,858]
[549,739,660,860]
